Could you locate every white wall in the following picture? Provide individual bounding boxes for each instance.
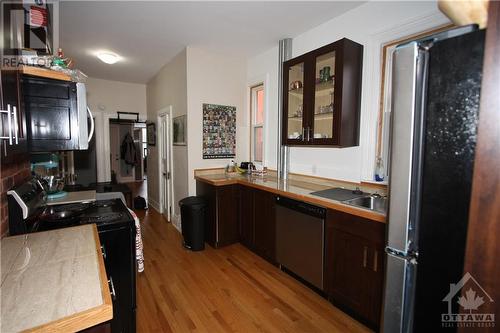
[146,49,188,226]
[186,47,248,195]
[85,77,147,182]
[247,1,449,183]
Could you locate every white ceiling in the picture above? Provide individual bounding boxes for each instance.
[60,1,365,84]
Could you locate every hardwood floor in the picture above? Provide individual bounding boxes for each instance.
[134,208,372,333]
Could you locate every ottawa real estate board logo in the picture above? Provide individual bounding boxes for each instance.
[442,272,495,328]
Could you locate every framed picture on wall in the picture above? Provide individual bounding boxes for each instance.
[147,122,156,146]
[173,115,187,146]
[202,103,236,159]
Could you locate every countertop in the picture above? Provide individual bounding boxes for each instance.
[46,190,96,206]
[195,172,386,223]
[0,225,113,332]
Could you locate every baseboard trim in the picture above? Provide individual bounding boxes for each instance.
[148,198,160,212]
[172,213,181,233]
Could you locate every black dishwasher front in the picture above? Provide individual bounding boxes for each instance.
[275,196,326,290]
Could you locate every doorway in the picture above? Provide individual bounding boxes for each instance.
[158,107,174,222]
[110,122,136,183]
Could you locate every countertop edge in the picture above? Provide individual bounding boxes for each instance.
[23,225,113,333]
[194,176,386,223]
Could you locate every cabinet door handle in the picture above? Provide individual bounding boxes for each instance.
[302,127,305,141]
[363,246,367,268]
[373,250,378,272]
[101,245,107,259]
[308,127,312,142]
[12,106,18,144]
[7,105,12,145]
[108,277,117,300]
[0,105,14,144]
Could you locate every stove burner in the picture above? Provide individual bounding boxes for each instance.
[51,203,91,212]
[80,212,124,224]
[40,202,91,222]
[93,200,118,208]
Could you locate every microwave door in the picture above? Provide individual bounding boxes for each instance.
[76,82,89,150]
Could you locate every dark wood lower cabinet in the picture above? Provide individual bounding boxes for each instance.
[238,185,277,263]
[238,185,254,248]
[196,181,239,248]
[253,189,277,263]
[325,209,385,330]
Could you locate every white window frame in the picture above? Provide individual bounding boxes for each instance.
[250,83,265,165]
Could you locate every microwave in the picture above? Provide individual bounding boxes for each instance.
[23,76,94,151]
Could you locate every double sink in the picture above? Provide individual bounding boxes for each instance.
[310,187,387,214]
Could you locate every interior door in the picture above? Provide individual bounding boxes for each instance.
[160,114,171,221]
[118,124,136,183]
[133,128,143,181]
[110,123,135,183]
[110,123,120,181]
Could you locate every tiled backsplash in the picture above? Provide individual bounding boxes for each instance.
[1,158,31,237]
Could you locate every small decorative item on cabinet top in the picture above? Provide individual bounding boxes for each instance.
[146,122,156,146]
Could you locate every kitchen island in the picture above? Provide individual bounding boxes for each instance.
[0,224,112,332]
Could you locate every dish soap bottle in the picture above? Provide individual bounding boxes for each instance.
[375,157,385,182]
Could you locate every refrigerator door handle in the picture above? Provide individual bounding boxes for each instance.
[386,246,418,264]
[382,252,417,333]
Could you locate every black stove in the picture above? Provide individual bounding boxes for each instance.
[7,179,137,333]
[35,199,133,232]
[80,212,126,225]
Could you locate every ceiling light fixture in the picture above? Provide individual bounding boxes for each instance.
[96,52,120,64]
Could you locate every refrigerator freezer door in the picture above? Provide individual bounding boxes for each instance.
[386,42,427,254]
[382,252,417,333]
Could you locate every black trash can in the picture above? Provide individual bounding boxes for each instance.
[179,196,207,251]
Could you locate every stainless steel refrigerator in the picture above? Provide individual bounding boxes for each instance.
[382,26,485,332]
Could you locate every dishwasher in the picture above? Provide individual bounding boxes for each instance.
[275,196,326,290]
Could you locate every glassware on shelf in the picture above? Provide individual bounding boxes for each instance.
[295,105,303,117]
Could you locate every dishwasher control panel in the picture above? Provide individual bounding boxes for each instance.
[276,196,326,219]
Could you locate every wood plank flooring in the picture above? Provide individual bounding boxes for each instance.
[134,208,372,333]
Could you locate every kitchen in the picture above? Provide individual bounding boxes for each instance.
[1,1,499,333]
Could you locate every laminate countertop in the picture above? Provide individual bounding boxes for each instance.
[195,173,387,223]
[0,225,113,332]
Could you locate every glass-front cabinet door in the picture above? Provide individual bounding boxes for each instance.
[282,38,363,147]
[283,57,307,144]
[311,50,336,143]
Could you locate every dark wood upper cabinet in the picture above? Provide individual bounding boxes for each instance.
[283,38,363,147]
[23,76,80,151]
[1,69,28,162]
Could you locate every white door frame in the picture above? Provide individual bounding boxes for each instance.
[158,107,174,221]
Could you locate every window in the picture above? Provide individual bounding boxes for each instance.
[250,84,264,164]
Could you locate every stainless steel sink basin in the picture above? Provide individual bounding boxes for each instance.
[343,196,387,214]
